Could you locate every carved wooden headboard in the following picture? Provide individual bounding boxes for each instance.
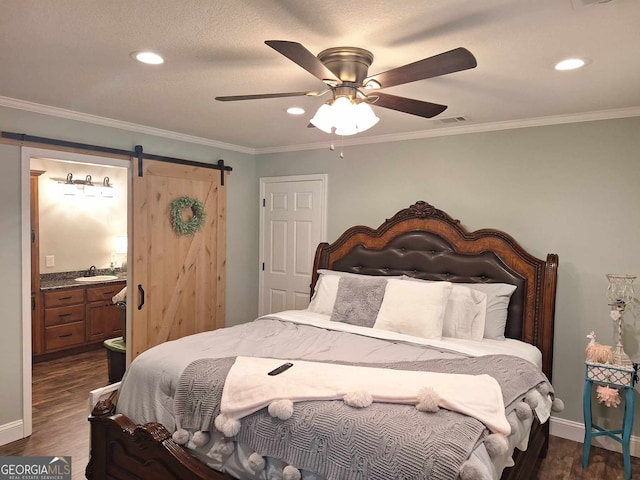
[311,201,558,380]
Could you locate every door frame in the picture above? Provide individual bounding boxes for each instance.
[19,147,130,441]
[258,174,328,317]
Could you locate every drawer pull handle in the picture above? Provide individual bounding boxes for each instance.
[59,333,72,338]
[59,313,72,317]
[58,296,72,300]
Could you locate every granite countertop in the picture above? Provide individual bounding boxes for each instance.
[40,269,127,291]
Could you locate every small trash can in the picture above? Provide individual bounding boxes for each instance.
[104,336,126,384]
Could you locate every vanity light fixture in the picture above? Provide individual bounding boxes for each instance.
[82,175,97,197]
[101,176,114,197]
[59,173,114,197]
[62,173,77,196]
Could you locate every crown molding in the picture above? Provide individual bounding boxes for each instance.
[0,96,255,155]
[255,106,640,155]
[2,96,638,157]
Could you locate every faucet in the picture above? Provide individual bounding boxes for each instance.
[85,265,97,277]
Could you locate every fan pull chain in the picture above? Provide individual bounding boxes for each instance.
[327,132,344,158]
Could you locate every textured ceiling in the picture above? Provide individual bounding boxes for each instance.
[1,0,639,152]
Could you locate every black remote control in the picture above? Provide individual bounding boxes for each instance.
[268,362,293,376]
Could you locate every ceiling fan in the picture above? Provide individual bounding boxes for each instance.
[215,41,477,135]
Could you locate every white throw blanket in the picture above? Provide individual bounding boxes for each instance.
[220,356,511,435]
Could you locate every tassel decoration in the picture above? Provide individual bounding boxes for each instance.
[596,385,621,408]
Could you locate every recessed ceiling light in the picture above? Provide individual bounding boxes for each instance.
[131,51,164,65]
[286,107,305,115]
[554,57,589,71]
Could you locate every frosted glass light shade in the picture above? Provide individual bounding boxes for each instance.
[310,97,380,136]
[309,104,333,133]
[354,102,380,131]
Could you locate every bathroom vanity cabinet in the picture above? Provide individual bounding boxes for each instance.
[36,281,125,358]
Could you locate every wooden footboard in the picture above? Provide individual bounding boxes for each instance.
[87,390,548,480]
[87,392,231,480]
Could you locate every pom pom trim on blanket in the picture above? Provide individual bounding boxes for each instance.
[214,414,241,437]
[416,386,440,413]
[515,402,532,420]
[248,452,265,473]
[268,399,294,419]
[485,434,509,458]
[192,430,210,447]
[283,465,301,480]
[343,391,373,408]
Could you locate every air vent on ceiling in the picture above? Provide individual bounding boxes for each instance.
[571,0,612,9]
[438,115,469,124]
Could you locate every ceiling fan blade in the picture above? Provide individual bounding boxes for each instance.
[370,92,447,118]
[215,91,320,101]
[265,40,340,84]
[365,47,477,89]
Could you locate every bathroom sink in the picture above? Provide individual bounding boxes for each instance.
[74,275,119,283]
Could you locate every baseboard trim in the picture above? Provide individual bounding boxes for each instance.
[550,416,640,457]
[0,420,24,447]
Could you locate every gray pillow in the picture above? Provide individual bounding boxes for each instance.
[330,276,387,327]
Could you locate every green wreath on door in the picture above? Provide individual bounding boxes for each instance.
[169,196,207,236]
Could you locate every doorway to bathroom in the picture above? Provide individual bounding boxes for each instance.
[21,146,130,439]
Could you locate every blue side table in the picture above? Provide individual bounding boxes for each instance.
[583,362,638,479]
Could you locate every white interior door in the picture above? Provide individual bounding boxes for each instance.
[260,175,327,316]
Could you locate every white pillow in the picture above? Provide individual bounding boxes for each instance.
[400,277,487,342]
[442,285,487,341]
[307,274,340,315]
[373,279,453,339]
[459,283,517,340]
[401,276,516,341]
[308,270,402,316]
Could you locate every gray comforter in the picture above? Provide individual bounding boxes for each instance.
[117,313,550,480]
[174,355,550,480]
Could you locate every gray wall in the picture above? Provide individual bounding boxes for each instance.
[3,103,639,438]
[256,117,640,429]
[0,106,259,428]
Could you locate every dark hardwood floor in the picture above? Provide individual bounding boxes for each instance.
[0,348,109,480]
[1,348,638,479]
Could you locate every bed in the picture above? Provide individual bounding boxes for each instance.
[87,201,559,480]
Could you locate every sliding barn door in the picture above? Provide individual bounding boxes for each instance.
[130,159,226,359]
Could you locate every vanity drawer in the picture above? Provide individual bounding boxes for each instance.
[44,304,85,326]
[86,283,124,302]
[43,289,84,308]
[45,321,85,351]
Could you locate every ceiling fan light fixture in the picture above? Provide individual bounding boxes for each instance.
[310,97,379,136]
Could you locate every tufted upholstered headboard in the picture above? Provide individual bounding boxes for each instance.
[311,201,558,381]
